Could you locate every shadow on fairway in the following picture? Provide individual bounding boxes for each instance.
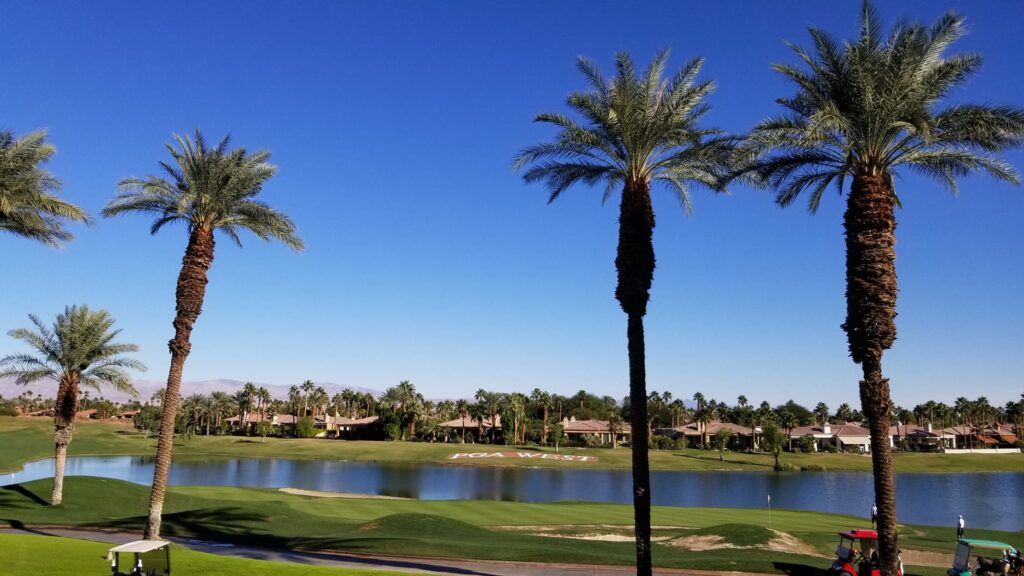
[674,452,773,468]
[773,561,830,576]
[0,484,50,507]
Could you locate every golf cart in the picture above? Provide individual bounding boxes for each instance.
[948,539,1022,576]
[831,529,902,576]
[106,540,171,576]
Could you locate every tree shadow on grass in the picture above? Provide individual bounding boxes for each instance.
[773,561,830,576]
[0,483,50,507]
[673,452,774,468]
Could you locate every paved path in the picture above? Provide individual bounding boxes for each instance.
[0,526,761,576]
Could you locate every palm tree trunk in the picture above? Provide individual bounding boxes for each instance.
[145,228,215,540]
[844,173,898,576]
[51,375,78,505]
[542,406,549,445]
[627,314,652,576]
[616,179,656,576]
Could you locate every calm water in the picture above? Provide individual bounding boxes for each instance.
[4,456,1022,531]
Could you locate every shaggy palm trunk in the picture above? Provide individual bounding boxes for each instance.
[145,228,215,539]
[542,407,549,445]
[844,173,898,576]
[51,375,78,505]
[616,180,656,576]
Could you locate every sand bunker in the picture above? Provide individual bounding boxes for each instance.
[492,524,677,542]
[668,529,824,558]
[900,549,953,568]
[279,487,407,500]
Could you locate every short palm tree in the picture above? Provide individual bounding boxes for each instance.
[0,305,144,504]
[735,4,1024,574]
[0,130,89,247]
[515,49,733,576]
[103,129,303,539]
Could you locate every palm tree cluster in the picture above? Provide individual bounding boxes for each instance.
[3,129,302,539]
[516,3,1023,574]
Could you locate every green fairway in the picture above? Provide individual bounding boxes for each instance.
[2,416,1021,475]
[0,532,406,576]
[1,476,1020,574]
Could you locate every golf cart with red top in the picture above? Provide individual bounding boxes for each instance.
[831,530,902,576]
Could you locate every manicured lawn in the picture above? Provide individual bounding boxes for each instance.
[2,476,1020,574]
[0,532,407,576]
[2,416,1021,474]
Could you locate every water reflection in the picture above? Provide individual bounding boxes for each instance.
[6,456,1021,531]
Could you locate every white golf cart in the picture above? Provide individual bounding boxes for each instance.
[106,540,171,576]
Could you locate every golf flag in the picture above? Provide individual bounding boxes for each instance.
[768,494,771,504]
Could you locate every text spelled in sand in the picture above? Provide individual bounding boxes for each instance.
[447,452,597,462]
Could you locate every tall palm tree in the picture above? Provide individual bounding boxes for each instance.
[102,129,302,539]
[455,398,471,443]
[515,50,733,576]
[736,4,1024,574]
[0,305,144,504]
[0,130,89,247]
[530,389,552,445]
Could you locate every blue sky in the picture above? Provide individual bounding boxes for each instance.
[2,1,1022,407]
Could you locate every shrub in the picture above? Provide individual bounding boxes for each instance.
[799,434,816,453]
[774,462,799,472]
[256,420,273,442]
[133,406,162,437]
[674,437,688,450]
[651,436,675,450]
[296,416,316,438]
[801,464,827,472]
[820,443,838,453]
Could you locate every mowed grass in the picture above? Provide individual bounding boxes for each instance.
[0,532,406,576]
[2,476,1021,574]
[2,416,1022,474]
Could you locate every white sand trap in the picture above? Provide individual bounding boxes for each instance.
[491,525,677,542]
[279,487,407,500]
[668,529,825,558]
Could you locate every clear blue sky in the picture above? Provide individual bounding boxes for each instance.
[2,1,1022,408]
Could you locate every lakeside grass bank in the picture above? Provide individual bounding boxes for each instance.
[2,476,1022,574]
[2,417,1021,475]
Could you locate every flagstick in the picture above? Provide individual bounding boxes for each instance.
[768,494,771,529]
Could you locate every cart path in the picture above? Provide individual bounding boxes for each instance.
[0,526,771,576]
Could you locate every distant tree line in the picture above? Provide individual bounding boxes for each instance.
[5,384,1021,448]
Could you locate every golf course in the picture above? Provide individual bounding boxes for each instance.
[3,418,1022,475]
[2,417,1022,574]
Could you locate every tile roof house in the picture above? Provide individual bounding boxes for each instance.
[561,418,631,446]
[789,424,872,452]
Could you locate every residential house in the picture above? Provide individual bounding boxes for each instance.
[561,418,631,446]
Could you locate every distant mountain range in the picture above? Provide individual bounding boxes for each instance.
[0,377,381,403]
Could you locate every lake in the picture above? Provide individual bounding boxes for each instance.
[4,456,1022,531]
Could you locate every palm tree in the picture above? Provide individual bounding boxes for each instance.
[102,129,302,539]
[530,389,552,445]
[0,130,89,247]
[515,50,733,575]
[396,380,418,439]
[300,380,316,417]
[814,402,830,427]
[455,399,471,443]
[0,305,144,504]
[736,5,1024,574]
